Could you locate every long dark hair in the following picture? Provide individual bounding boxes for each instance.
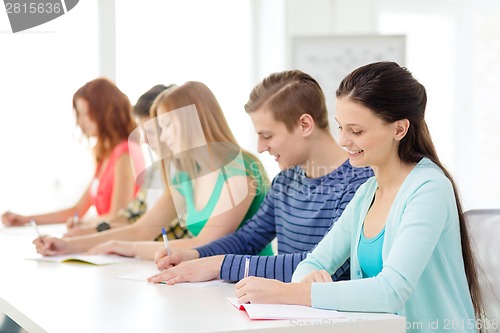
[336,61,483,323]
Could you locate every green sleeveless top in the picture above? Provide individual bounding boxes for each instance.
[172,153,273,256]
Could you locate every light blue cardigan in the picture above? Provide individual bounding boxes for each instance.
[292,158,476,332]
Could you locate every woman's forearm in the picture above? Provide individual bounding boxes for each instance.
[65,222,159,252]
[285,283,312,306]
[131,241,163,260]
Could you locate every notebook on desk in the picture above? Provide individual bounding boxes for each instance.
[227,297,344,320]
[26,254,141,265]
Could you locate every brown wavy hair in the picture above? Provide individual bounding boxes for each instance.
[73,78,137,163]
[336,61,483,326]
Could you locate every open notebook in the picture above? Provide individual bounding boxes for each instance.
[227,297,343,320]
[26,254,140,265]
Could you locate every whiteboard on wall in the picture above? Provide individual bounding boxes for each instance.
[292,35,406,137]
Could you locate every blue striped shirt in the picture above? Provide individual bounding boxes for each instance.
[195,160,373,282]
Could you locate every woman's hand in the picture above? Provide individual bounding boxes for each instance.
[235,277,312,306]
[154,247,199,270]
[2,211,28,226]
[300,269,333,283]
[87,240,137,257]
[63,224,97,237]
[235,277,291,304]
[32,236,72,256]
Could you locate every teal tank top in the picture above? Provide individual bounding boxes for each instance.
[357,225,385,278]
[172,153,273,256]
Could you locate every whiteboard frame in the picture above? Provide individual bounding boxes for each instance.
[291,34,406,137]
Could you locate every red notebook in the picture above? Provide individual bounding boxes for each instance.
[227,297,343,320]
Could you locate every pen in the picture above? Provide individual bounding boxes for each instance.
[30,220,46,247]
[161,227,171,256]
[244,256,250,278]
[73,213,79,227]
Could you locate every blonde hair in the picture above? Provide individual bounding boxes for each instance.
[150,81,269,190]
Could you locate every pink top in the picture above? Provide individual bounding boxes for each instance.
[89,141,144,215]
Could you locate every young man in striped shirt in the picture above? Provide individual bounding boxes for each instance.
[148,70,373,284]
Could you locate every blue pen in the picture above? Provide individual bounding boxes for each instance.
[161,227,171,256]
[244,256,250,278]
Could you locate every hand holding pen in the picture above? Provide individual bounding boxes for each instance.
[30,220,68,256]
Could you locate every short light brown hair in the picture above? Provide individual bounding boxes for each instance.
[244,70,329,132]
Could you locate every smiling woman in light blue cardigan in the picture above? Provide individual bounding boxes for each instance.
[234,62,482,333]
[292,157,475,331]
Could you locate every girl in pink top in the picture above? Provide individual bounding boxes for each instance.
[1,78,143,227]
[90,140,143,215]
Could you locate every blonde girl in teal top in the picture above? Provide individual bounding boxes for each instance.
[53,81,273,259]
[234,62,483,332]
[171,153,273,256]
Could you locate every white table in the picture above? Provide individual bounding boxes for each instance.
[0,224,406,333]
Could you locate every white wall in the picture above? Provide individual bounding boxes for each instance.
[252,0,500,210]
[1,0,499,216]
[0,0,98,215]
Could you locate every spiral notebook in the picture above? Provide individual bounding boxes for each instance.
[227,297,343,320]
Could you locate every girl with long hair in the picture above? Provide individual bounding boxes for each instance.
[33,81,273,258]
[2,78,144,227]
[235,62,483,332]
